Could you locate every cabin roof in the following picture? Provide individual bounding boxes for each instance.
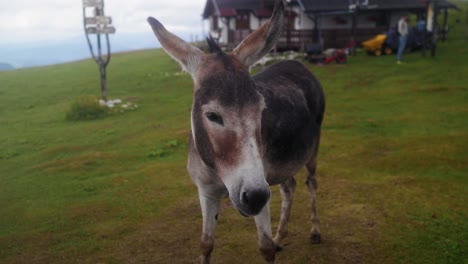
[202,0,458,19]
[202,0,277,19]
[296,0,459,13]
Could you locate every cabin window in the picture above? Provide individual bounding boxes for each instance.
[375,13,388,27]
[236,11,250,30]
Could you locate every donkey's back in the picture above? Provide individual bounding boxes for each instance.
[253,60,325,185]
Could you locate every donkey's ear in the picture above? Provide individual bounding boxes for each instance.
[232,0,284,67]
[147,17,203,78]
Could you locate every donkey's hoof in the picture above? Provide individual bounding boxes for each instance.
[275,244,283,252]
[310,233,321,244]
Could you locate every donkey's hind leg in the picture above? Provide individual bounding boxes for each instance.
[273,177,296,250]
[306,157,321,244]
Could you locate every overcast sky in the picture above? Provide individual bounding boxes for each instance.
[0,0,208,67]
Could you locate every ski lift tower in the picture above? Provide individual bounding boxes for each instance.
[83,0,116,101]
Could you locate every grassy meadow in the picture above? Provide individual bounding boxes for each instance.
[1,6,467,264]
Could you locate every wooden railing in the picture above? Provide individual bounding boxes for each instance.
[278,30,313,51]
[228,27,389,51]
[320,27,389,48]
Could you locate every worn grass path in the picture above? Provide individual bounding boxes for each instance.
[1,7,467,264]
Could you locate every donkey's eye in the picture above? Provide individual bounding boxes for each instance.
[205,112,224,126]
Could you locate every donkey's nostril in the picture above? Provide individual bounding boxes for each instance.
[242,191,249,204]
[239,189,270,215]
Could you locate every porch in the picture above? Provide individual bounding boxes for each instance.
[227,27,389,51]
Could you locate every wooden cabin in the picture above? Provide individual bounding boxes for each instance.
[202,0,458,50]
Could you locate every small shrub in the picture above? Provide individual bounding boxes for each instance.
[66,95,108,121]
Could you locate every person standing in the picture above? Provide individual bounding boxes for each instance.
[397,16,409,64]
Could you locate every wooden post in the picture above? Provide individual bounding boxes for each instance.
[466,4,468,39]
[430,1,439,57]
[351,10,357,41]
[83,0,115,101]
[351,10,357,54]
[441,8,448,42]
[313,15,319,42]
[422,1,439,57]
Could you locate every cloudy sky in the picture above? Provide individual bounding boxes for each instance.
[0,0,208,68]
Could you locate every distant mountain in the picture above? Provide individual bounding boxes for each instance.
[0,31,195,69]
[0,62,14,71]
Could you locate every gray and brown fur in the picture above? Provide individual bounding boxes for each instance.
[147,0,325,263]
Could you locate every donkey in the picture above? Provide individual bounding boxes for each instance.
[147,0,325,263]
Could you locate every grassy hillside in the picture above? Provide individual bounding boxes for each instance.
[1,6,467,264]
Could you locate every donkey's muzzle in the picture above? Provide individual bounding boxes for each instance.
[238,188,270,216]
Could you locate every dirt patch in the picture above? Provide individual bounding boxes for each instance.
[1,171,391,264]
[96,197,202,264]
[86,175,387,264]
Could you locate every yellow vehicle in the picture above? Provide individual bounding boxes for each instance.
[362,34,393,56]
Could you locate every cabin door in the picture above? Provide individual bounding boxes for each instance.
[236,11,250,30]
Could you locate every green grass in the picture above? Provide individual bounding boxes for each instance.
[1,4,467,263]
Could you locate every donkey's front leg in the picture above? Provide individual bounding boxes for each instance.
[199,193,221,264]
[273,177,296,249]
[254,202,276,263]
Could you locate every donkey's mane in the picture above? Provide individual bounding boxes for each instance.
[206,35,239,71]
[206,35,223,54]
